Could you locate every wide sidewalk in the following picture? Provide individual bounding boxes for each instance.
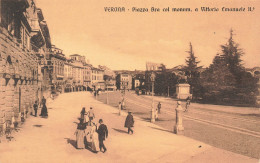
[0,92,257,163]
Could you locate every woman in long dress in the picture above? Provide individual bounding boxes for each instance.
[80,107,88,122]
[75,119,86,149]
[85,121,99,152]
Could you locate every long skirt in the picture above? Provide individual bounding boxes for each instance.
[40,105,48,116]
[91,132,99,152]
[76,130,85,149]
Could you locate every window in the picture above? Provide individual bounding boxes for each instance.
[20,26,24,45]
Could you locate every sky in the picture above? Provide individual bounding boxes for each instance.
[36,0,260,70]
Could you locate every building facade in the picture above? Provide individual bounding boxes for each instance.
[0,0,51,132]
[116,73,132,90]
[91,67,105,90]
[49,45,66,93]
[83,64,92,89]
[64,61,73,92]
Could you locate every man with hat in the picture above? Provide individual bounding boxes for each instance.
[97,119,108,153]
[124,111,134,134]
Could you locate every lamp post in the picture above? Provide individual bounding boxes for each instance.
[122,84,126,109]
[106,86,109,104]
[150,73,155,123]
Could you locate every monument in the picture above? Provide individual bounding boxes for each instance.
[176,83,192,100]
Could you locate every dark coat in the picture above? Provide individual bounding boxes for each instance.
[41,98,46,105]
[97,124,108,141]
[124,114,134,128]
[77,123,86,130]
[33,103,38,110]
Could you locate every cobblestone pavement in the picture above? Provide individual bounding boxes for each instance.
[97,91,260,159]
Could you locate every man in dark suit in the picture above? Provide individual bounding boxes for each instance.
[97,119,108,153]
[125,111,134,134]
[33,101,38,117]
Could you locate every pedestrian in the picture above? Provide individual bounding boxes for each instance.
[41,96,46,106]
[80,107,88,122]
[155,108,159,121]
[29,101,33,116]
[124,111,134,134]
[118,102,122,116]
[74,119,86,149]
[185,96,191,112]
[33,101,38,117]
[122,98,125,110]
[97,119,108,153]
[85,121,99,152]
[40,96,48,117]
[157,102,161,114]
[87,107,95,123]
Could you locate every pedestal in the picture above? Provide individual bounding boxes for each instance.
[176,83,192,100]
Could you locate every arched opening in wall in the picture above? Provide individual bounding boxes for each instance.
[6,55,14,75]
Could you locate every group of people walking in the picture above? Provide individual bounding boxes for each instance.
[75,107,108,153]
[75,106,136,153]
[33,96,48,118]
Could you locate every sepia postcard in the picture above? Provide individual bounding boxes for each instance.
[0,0,259,162]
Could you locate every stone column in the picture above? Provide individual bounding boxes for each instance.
[174,101,184,135]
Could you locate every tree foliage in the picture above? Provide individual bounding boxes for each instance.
[154,64,178,96]
[201,30,258,105]
[183,43,202,99]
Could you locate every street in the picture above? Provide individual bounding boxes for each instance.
[0,92,257,163]
[97,91,260,159]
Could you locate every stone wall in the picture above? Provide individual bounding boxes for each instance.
[0,26,39,132]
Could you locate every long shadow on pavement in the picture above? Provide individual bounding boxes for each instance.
[240,113,260,117]
[140,117,152,122]
[148,126,174,134]
[112,128,128,134]
[64,138,77,149]
[132,112,147,115]
[65,138,99,153]
[33,125,43,128]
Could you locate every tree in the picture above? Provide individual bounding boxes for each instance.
[201,29,258,105]
[183,43,202,99]
[154,64,178,96]
[220,29,244,80]
[201,54,236,103]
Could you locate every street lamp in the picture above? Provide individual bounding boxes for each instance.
[150,72,156,123]
[106,85,109,104]
[121,82,126,110]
